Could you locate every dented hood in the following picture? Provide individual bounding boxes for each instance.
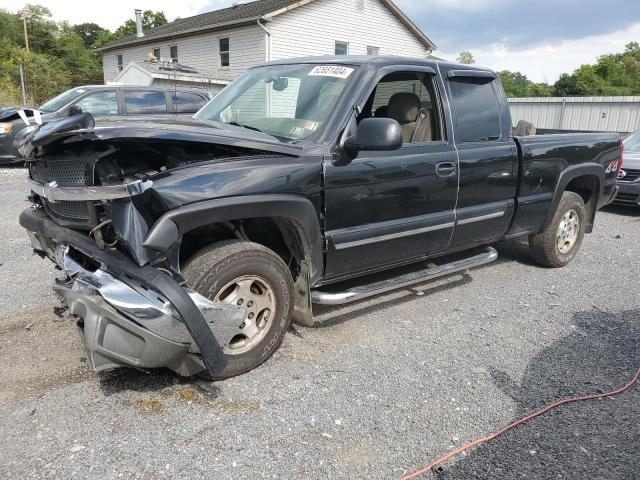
[0,106,26,120]
[20,115,304,158]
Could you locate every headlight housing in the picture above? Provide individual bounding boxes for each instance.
[0,123,12,135]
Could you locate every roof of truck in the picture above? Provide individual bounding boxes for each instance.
[258,55,495,73]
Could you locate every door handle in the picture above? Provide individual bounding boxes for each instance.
[436,162,457,178]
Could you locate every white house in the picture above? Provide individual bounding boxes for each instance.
[97,0,436,94]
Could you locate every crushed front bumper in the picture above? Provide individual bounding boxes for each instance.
[20,208,244,377]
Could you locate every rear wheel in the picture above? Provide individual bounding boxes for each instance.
[182,240,294,380]
[529,191,586,268]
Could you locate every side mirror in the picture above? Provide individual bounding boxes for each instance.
[68,105,83,116]
[344,118,403,156]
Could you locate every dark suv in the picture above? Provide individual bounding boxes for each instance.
[0,86,210,164]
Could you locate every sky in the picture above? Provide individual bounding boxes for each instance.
[1,0,639,83]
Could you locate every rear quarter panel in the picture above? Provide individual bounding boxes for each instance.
[508,133,620,236]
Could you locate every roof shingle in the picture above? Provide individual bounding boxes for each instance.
[97,0,436,52]
[97,0,302,51]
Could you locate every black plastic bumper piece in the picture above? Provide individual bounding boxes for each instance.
[19,208,227,376]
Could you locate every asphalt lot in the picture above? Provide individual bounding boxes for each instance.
[0,166,638,479]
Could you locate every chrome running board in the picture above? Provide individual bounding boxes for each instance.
[311,246,498,306]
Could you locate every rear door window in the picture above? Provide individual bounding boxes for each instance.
[171,92,207,113]
[124,90,167,114]
[74,91,118,116]
[449,77,500,142]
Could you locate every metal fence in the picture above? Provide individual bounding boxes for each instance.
[508,96,640,134]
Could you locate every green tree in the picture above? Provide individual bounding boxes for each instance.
[456,51,475,65]
[19,4,58,53]
[73,22,110,49]
[0,39,71,105]
[526,82,553,97]
[113,10,167,39]
[0,9,22,45]
[497,70,553,98]
[53,24,103,86]
[553,42,640,96]
[497,70,531,97]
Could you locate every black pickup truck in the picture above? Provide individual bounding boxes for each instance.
[19,56,621,380]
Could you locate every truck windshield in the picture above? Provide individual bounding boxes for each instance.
[195,64,358,141]
[38,88,88,113]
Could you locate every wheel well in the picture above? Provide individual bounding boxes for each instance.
[179,218,306,280]
[565,175,600,229]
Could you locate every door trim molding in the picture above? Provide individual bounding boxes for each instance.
[328,211,455,251]
[333,221,455,250]
[457,210,505,225]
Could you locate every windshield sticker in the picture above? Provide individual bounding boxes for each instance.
[304,120,319,131]
[290,126,307,137]
[308,66,354,79]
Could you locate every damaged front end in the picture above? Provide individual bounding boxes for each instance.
[18,116,296,377]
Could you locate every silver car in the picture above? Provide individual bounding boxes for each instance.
[614,130,640,206]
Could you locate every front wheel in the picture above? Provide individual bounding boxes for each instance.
[182,240,294,380]
[529,191,586,268]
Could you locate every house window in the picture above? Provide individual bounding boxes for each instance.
[219,37,230,67]
[153,48,161,60]
[367,46,380,56]
[169,45,178,63]
[117,55,123,71]
[335,41,349,55]
[356,0,365,11]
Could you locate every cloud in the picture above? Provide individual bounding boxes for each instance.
[438,22,640,83]
[397,0,640,51]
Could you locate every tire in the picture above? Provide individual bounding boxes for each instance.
[529,191,586,268]
[182,240,294,380]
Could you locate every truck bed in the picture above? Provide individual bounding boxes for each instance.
[508,132,621,237]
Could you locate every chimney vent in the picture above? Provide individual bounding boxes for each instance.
[134,9,144,38]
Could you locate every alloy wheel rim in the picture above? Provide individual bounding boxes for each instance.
[556,209,580,254]
[213,275,276,355]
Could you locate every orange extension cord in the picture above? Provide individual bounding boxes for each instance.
[401,367,640,480]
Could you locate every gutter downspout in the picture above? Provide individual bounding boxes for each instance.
[256,18,271,62]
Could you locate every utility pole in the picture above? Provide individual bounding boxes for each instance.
[19,64,27,105]
[21,10,29,53]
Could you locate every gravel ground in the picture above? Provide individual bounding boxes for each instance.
[0,167,638,479]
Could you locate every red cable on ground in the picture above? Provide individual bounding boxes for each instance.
[401,367,640,480]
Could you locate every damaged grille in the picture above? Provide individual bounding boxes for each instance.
[31,159,93,186]
[30,159,96,226]
[46,200,91,220]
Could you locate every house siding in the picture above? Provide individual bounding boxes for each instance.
[268,0,428,60]
[102,24,266,83]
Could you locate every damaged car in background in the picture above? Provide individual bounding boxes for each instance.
[19,57,621,380]
[1,86,209,164]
